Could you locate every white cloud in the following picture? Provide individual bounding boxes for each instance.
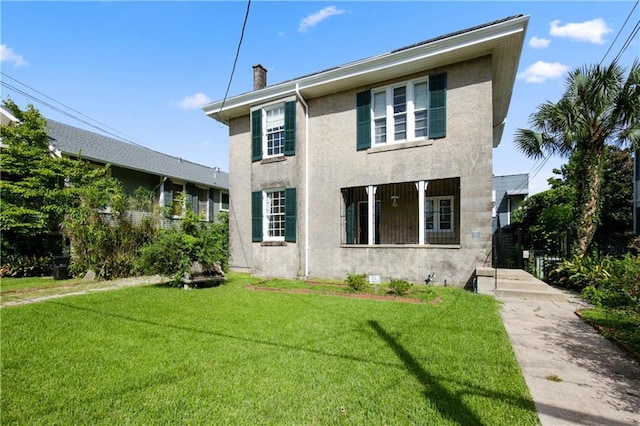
[0,44,28,67]
[175,92,211,110]
[517,61,569,83]
[298,6,346,33]
[529,36,551,49]
[549,18,612,44]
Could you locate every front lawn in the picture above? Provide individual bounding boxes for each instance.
[1,274,539,425]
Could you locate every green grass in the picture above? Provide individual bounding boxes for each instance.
[1,273,539,425]
[579,307,640,363]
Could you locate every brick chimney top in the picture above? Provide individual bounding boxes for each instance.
[253,64,267,90]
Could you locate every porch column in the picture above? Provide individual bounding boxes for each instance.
[366,185,377,245]
[417,181,425,245]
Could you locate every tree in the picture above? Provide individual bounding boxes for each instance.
[0,99,113,258]
[515,61,640,257]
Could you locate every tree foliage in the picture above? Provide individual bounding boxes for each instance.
[0,99,113,258]
[514,61,640,257]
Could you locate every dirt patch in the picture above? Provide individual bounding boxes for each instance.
[244,285,435,304]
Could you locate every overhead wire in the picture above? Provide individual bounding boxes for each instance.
[600,0,639,65]
[217,0,252,116]
[612,20,640,64]
[1,71,138,145]
[1,80,145,146]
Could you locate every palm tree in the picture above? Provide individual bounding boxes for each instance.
[515,61,640,257]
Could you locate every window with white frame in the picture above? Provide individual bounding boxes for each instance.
[197,187,208,220]
[425,196,454,232]
[372,79,429,144]
[221,191,229,211]
[172,183,185,217]
[265,104,285,157]
[265,189,286,240]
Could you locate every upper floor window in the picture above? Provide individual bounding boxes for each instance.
[252,101,296,162]
[265,105,285,157]
[357,73,446,151]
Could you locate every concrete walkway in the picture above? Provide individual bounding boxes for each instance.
[499,292,640,425]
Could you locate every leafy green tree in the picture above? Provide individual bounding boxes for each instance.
[515,61,640,257]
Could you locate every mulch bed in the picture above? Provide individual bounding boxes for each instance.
[244,285,439,304]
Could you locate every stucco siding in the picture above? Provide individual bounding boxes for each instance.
[228,57,496,285]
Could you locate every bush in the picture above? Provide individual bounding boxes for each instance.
[388,279,413,295]
[550,255,611,290]
[0,255,51,278]
[136,210,229,285]
[551,254,640,313]
[345,273,368,292]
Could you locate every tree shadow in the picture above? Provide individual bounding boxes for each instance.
[368,319,486,425]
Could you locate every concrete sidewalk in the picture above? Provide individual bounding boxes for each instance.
[499,293,640,425]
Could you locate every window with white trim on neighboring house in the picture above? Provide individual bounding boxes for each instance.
[251,101,296,161]
[221,191,229,211]
[252,188,297,243]
[357,73,446,150]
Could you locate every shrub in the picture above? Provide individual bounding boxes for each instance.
[0,255,51,278]
[136,210,229,285]
[550,255,611,290]
[345,273,368,292]
[388,279,413,295]
[581,254,640,312]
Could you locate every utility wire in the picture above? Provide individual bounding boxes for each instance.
[600,0,639,65]
[1,71,138,144]
[612,20,640,64]
[1,80,143,146]
[218,0,251,116]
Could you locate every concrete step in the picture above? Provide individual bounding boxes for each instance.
[496,279,549,292]
[495,287,567,302]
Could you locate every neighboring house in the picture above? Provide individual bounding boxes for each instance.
[492,174,528,232]
[492,174,528,269]
[203,15,528,285]
[46,119,229,222]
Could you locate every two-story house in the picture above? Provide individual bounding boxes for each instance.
[46,119,229,222]
[203,15,528,286]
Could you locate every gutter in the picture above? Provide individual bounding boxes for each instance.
[295,83,310,278]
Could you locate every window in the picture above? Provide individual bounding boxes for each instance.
[357,73,446,150]
[172,183,185,217]
[265,190,285,240]
[425,196,454,232]
[197,188,208,220]
[252,101,296,161]
[221,191,229,211]
[265,105,285,157]
[252,188,297,243]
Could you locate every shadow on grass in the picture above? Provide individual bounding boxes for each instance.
[48,300,398,370]
[368,320,538,426]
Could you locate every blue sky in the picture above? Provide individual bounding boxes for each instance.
[2,1,638,194]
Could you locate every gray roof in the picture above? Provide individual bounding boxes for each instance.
[46,119,228,189]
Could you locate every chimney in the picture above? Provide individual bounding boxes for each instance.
[253,64,267,90]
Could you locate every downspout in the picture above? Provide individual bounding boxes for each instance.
[295,83,310,277]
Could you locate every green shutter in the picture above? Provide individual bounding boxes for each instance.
[252,191,263,242]
[356,90,371,151]
[345,191,355,244]
[429,73,447,139]
[284,187,297,243]
[284,101,296,156]
[251,109,262,162]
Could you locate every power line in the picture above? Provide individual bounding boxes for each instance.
[600,0,639,65]
[1,80,143,146]
[612,20,640,64]
[218,0,251,115]
[1,71,137,144]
